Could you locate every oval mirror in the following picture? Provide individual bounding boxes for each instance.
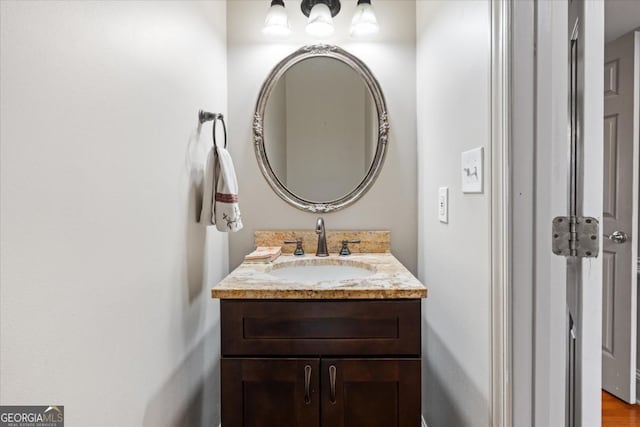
[254,45,389,213]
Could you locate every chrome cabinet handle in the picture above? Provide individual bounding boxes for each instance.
[603,231,628,244]
[304,365,312,404]
[329,365,337,403]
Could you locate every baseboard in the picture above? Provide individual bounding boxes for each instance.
[636,369,640,404]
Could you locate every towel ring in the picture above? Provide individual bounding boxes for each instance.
[198,110,227,149]
[213,115,227,149]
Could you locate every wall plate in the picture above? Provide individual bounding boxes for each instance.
[438,187,448,223]
[461,147,483,193]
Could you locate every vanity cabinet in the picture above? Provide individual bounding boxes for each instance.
[220,299,421,427]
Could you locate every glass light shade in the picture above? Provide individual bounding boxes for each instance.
[263,3,291,37]
[305,3,334,38]
[350,2,379,37]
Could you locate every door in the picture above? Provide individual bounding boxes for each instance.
[320,359,420,427]
[524,0,603,424]
[221,358,320,427]
[566,5,582,422]
[565,1,604,426]
[602,30,640,404]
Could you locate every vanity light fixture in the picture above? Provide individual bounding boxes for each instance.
[263,0,378,39]
[263,0,292,37]
[350,0,379,37]
[302,0,341,38]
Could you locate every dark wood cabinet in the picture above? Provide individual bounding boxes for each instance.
[321,359,421,427]
[220,300,421,427]
[221,358,320,427]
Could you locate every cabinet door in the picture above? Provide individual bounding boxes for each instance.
[221,358,320,427]
[321,359,421,427]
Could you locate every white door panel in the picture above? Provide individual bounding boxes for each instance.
[602,30,639,404]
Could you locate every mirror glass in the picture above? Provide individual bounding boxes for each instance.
[254,45,388,212]
[263,57,378,202]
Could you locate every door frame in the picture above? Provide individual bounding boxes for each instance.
[491,0,512,426]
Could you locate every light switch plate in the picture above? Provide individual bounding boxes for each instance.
[461,147,483,193]
[438,187,448,223]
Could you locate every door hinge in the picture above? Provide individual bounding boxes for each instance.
[552,216,599,257]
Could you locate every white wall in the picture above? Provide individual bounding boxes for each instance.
[416,1,492,426]
[0,2,228,426]
[227,0,417,271]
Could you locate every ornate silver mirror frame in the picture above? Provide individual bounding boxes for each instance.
[253,44,389,213]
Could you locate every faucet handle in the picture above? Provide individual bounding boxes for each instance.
[284,238,305,256]
[339,240,361,256]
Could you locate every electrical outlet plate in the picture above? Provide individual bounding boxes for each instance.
[461,147,483,193]
[438,187,448,223]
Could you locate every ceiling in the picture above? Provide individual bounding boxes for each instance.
[605,0,640,42]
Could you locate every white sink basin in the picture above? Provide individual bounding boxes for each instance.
[267,260,375,283]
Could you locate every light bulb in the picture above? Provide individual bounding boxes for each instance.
[350,0,379,38]
[305,3,334,38]
[263,1,291,38]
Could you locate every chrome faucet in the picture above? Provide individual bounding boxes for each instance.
[315,217,329,257]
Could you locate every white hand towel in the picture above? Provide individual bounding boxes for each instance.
[199,149,215,226]
[199,145,243,232]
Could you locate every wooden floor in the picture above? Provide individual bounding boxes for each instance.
[603,390,640,426]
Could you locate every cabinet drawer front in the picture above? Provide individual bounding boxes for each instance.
[221,299,421,356]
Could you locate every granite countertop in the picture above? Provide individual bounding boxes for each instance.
[211,253,428,300]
